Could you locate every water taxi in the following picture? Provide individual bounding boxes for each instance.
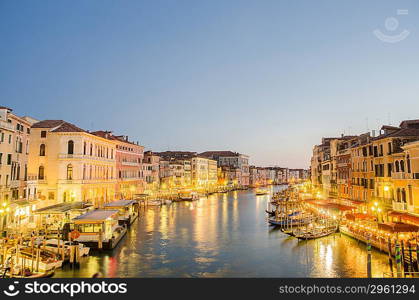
[178,191,199,201]
[70,210,127,250]
[255,188,269,196]
[103,199,139,226]
[35,239,90,258]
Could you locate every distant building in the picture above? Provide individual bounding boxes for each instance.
[199,151,250,187]
[92,131,144,200]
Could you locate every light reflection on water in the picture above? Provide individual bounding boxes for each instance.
[54,186,391,278]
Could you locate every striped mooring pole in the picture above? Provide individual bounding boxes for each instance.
[395,242,402,278]
[367,234,372,278]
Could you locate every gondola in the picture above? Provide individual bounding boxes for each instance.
[265,209,276,216]
[293,226,337,240]
[268,217,310,226]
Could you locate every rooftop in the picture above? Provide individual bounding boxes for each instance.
[72,209,118,221]
[103,200,137,207]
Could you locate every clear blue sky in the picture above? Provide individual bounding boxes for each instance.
[1,0,419,168]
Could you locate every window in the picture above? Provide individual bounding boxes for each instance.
[68,140,74,154]
[400,160,405,172]
[7,154,12,165]
[67,164,73,180]
[41,131,47,138]
[38,166,45,180]
[83,142,87,155]
[407,155,411,173]
[39,144,46,156]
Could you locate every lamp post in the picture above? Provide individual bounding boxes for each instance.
[0,202,10,236]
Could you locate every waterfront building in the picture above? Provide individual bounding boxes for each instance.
[143,151,160,194]
[310,119,419,226]
[199,151,250,187]
[92,131,144,200]
[154,151,195,189]
[191,156,210,188]
[0,106,35,229]
[392,140,419,216]
[27,120,117,210]
[370,121,419,214]
[350,133,374,206]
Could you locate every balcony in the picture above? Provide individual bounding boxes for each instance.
[121,161,140,167]
[392,201,407,212]
[391,173,413,180]
[0,119,14,131]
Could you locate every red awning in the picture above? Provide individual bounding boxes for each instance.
[388,211,419,226]
[378,222,419,233]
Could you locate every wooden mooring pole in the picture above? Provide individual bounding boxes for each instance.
[367,234,372,278]
[395,242,402,278]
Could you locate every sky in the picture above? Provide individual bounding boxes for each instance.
[1,0,419,168]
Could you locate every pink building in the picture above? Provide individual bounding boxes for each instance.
[92,131,144,199]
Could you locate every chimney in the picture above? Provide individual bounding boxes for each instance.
[371,130,376,137]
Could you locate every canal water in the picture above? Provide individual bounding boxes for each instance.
[55,186,391,278]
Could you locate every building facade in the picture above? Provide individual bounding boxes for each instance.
[27,120,117,209]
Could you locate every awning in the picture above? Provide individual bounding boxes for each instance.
[34,201,92,214]
[378,222,419,233]
[388,211,419,226]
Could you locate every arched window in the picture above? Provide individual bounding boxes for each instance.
[90,144,93,156]
[83,142,87,155]
[67,164,73,180]
[396,188,401,202]
[400,160,405,172]
[39,144,46,156]
[395,161,400,172]
[38,166,45,180]
[401,189,407,203]
[407,155,411,173]
[68,140,74,155]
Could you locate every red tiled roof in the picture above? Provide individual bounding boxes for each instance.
[199,151,240,157]
[32,120,86,133]
[372,128,419,141]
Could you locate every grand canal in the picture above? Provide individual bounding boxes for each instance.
[55,186,391,278]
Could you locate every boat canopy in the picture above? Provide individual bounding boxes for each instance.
[103,200,137,207]
[34,201,93,214]
[72,210,118,223]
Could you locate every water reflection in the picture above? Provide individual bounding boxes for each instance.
[54,186,391,278]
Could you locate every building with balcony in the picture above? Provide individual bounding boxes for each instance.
[143,151,160,193]
[0,106,36,228]
[27,120,117,209]
[199,151,250,187]
[92,131,144,200]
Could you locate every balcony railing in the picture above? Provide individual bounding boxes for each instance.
[391,173,413,180]
[392,201,407,212]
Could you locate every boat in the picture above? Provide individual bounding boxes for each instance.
[179,191,199,201]
[255,188,269,196]
[70,210,127,250]
[293,225,337,240]
[268,217,311,226]
[4,247,63,272]
[103,199,139,226]
[36,239,90,257]
[2,268,55,278]
[265,209,276,216]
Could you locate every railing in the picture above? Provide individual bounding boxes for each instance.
[392,173,413,180]
[121,161,140,166]
[392,201,408,211]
